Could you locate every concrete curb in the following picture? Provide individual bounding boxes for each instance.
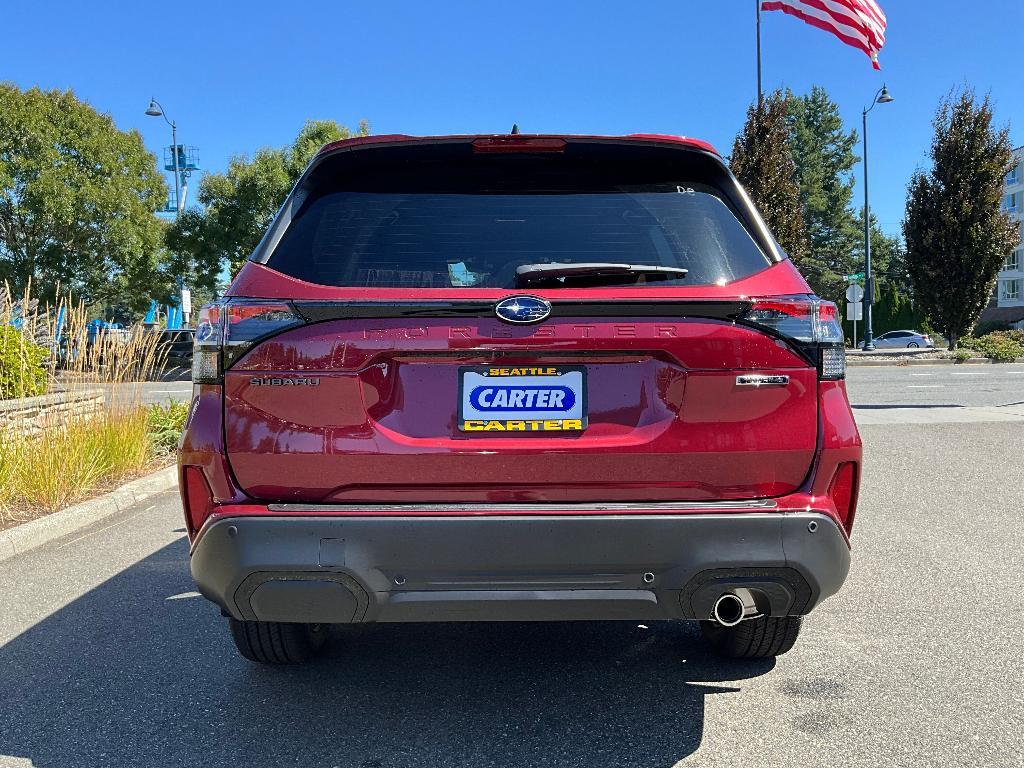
[0,465,177,564]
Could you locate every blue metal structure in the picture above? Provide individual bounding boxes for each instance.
[146,98,198,326]
[163,145,200,214]
[144,299,184,330]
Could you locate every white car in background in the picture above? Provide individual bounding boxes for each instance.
[859,330,934,349]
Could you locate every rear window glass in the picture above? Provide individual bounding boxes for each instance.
[266,181,771,289]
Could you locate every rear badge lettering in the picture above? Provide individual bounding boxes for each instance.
[735,375,789,387]
[250,377,321,387]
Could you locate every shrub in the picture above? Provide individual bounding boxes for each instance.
[967,331,1024,362]
[148,400,189,453]
[0,325,49,399]
[950,348,975,362]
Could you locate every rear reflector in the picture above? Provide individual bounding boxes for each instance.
[828,462,858,535]
[182,466,214,537]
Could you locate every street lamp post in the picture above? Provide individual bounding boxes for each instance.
[145,98,187,327]
[861,84,894,351]
[144,98,180,219]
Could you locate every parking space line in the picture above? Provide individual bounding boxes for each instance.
[56,509,146,549]
[949,372,988,376]
[907,385,942,388]
[909,373,934,376]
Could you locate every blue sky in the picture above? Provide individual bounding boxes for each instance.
[6,0,1023,235]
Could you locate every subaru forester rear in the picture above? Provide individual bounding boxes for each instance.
[179,134,861,664]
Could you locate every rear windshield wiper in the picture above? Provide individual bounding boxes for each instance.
[515,262,688,288]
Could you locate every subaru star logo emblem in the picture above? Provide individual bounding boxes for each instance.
[494,295,552,324]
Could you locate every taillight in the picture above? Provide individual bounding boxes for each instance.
[192,304,222,384]
[828,462,859,535]
[742,296,846,380]
[182,465,214,537]
[191,299,304,384]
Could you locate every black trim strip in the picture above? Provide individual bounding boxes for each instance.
[293,300,751,323]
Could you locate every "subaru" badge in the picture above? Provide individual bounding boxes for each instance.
[494,296,551,324]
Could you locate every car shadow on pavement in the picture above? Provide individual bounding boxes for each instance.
[0,538,773,768]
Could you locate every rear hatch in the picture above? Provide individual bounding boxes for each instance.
[208,137,836,505]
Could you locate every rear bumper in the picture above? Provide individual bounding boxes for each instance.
[190,511,850,624]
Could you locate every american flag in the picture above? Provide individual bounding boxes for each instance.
[761,0,888,69]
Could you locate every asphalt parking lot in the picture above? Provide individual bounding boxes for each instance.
[1,366,1022,767]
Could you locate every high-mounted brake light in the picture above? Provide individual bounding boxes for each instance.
[472,137,567,153]
[742,297,846,380]
[191,299,304,384]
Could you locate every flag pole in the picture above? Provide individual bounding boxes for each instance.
[756,0,763,107]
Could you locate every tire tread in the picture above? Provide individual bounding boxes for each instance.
[700,616,802,659]
[228,619,326,664]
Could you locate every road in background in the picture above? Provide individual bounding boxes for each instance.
[2,367,1021,767]
[136,381,192,405]
[846,364,1024,408]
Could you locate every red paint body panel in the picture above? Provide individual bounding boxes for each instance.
[179,132,862,545]
[315,133,720,158]
[178,384,246,505]
[222,317,819,503]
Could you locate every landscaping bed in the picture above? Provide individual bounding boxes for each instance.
[0,400,187,530]
[1,286,188,530]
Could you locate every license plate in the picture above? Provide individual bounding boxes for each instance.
[458,365,587,433]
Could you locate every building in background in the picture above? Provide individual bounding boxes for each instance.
[980,146,1024,329]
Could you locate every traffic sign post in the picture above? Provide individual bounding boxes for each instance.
[846,301,863,347]
[845,284,865,349]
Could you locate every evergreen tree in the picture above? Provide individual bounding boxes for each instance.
[786,86,861,300]
[730,91,808,265]
[903,91,1018,349]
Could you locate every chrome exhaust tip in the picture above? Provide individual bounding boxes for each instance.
[711,589,760,627]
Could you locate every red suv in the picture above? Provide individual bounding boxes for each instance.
[179,134,861,664]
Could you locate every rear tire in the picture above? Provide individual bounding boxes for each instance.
[228,619,328,664]
[907,342,920,348]
[699,616,802,659]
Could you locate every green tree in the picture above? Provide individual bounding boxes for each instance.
[167,119,370,284]
[849,209,912,294]
[730,91,808,272]
[785,86,861,300]
[903,91,1018,350]
[0,84,171,314]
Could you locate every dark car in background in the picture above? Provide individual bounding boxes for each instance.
[178,133,862,665]
[157,329,195,359]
